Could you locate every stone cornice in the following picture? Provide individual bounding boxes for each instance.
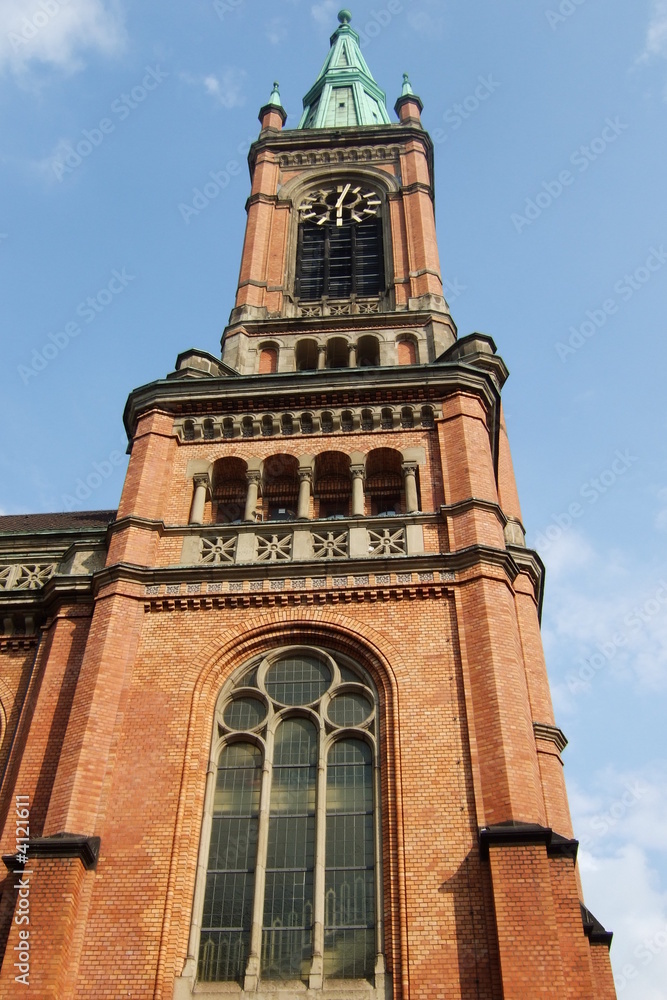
[533,722,568,753]
[508,545,546,620]
[581,904,613,948]
[122,363,501,441]
[248,122,435,190]
[479,822,578,862]
[3,834,101,871]
[223,309,454,340]
[90,537,532,600]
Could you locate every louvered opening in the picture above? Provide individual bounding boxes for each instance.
[297,220,384,301]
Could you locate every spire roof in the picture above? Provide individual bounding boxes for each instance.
[298,9,391,129]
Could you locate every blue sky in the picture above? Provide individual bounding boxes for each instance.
[1,1,666,993]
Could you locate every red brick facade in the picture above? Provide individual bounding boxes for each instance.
[0,21,615,998]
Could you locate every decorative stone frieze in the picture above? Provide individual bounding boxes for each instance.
[367,527,407,557]
[0,563,57,591]
[311,529,349,559]
[175,403,440,441]
[200,537,237,565]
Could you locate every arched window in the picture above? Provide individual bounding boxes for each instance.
[314,452,351,518]
[295,184,385,301]
[212,458,247,524]
[296,340,319,371]
[197,649,380,987]
[263,455,299,521]
[326,337,348,369]
[357,336,380,368]
[366,449,404,515]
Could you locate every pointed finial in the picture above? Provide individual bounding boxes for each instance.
[338,9,352,24]
[401,73,414,96]
[268,81,282,106]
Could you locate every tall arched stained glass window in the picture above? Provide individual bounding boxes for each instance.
[196,648,381,991]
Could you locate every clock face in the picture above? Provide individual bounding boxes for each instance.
[298,184,382,227]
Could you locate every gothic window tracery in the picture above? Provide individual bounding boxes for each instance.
[197,648,380,986]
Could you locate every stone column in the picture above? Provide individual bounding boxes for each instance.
[351,466,365,517]
[244,471,261,522]
[297,470,312,520]
[317,344,327,369]
[402,463,419,513]
[348,342,358,367]
[189,473,210,525]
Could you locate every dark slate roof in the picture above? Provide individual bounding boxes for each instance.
[0,510,117,534]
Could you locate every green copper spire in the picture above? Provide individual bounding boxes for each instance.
[298,9,391,129]
[401,72,414,96]
[268,80,282,106]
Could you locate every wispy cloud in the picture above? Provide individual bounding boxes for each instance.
[265,16,287,45]
[540,533,667,712]
[407,0,447,37]
[0,0,126,77]
[571,768,667,999]
[311,1,337,29]
[180,68,247,109]
[643,0,667,59]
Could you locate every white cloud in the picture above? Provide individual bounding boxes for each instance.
[570,769,667,998]
[540,535,667,709]
[643,1,667,59]
[406,0,446,37]
[180,69,247,109]
[311,1,337,29]
[579,846,667,999]
[0,0,126,77]
[265,17,287,45]
[540,527,595,581]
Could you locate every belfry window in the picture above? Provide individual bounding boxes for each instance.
[197,648,380,987]
[297,220,384,300]
[296,184,385,301]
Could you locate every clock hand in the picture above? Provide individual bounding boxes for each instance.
[335,183,351,208]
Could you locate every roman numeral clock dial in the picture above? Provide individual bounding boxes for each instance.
[299,184,381,226]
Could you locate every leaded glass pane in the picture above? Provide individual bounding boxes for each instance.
[328,692,372,727]
[325,739,374,979]
[265,655,331,705]
[223,697,267,730]
[267,816,315,869]
[208,816,258,870]
[199,742,261,982]
[198,931,249,983]
[323,928,374,979]
[237,665,258,688]
[263,871,314,928]
[262,718,317,978]
[202,870,255,929]
[326,814,374,869]
[213,752,262,816]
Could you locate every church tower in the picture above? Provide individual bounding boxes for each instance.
[0,10,616,998]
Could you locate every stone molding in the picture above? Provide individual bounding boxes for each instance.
[175,402,440,441]
[533,722,568,754]
[3,834,101,871]
[581,904,614,948]
[479,822,578,862]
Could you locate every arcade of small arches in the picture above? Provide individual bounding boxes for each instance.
[188,448,424,526]
[176,403,437,444]
[256,334,421,374]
